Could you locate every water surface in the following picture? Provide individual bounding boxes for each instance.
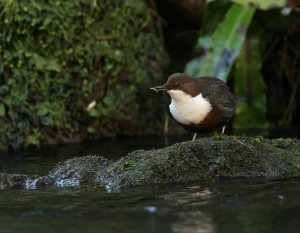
[0,136,299,233]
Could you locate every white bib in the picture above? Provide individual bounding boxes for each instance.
[168,90,212,125]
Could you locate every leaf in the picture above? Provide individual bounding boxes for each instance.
[34,55,61,72]
[0,103,5,117]
[87,108,101,118]
[185,3,255,81]
[231,0,286,10]
[25,129,41,147]
[0,85,9,95]
[41,116,54,126]
[87,126,97,134]
[36,106,48,116]
[34,54,47,71]
[46,59,61,72]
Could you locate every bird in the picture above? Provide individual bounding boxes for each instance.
[150,73,239,140]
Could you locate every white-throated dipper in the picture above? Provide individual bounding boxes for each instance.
[150,73,238,140]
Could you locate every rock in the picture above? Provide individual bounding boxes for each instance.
[28,155,112,189]
[1,136,300,191]
[96,135,300,190]
[0,173,28,189]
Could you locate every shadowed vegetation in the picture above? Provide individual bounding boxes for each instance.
[0,0,167,149]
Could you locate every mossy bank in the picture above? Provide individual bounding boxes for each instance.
[1,136,300,191]
[0,0,167,149]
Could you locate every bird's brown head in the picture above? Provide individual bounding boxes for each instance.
[150,73,193,93]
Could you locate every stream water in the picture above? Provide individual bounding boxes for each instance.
[0,136,300,233]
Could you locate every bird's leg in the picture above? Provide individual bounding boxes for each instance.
[221,125,226,134]
[192,133,197,141]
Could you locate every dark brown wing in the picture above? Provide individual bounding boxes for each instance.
[171,76,238,133]
[198,77,237,120]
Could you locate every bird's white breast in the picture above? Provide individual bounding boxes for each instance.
[168,90,212,125]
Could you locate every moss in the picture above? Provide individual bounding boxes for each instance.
[93,136,300,190]
[250,135,264,143]
[289,156,300,176]
[119,160,136,171]
[270,138,296,150]
[0,173,28,189]
[0,0,167,149]
[48,155,110,181]
[2,136,300,191]
[207,177,221,184]
[212,132,227,140]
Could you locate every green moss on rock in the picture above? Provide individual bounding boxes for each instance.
[0,173,28,189]
[2,136,300,191]
[289,156,300,176]
[95,136,300,190]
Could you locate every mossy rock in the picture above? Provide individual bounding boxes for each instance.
[47,155,112,187]
[96,135,300,190]
[0,173,28,189]
[1,136,300,191]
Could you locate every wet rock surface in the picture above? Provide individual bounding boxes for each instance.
[0,173,28,189]
[1,136,300,191]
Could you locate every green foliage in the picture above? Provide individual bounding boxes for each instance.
[234,37,268,129]
[185,0,295,131]
[185,3,255,81]
[231,0,286,10]
[0,0,166,149]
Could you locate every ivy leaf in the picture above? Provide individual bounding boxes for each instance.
[0,85,9,95]
[34,55,47,71]
[46,59,61,72]
[34,55,61,72]
[36,106,48,116]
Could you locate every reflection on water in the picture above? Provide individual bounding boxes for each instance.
[172,211,214,233]
[1,178,300,233]
[165,187,215,233]
[163,186,215,205]
[0,137,300,233]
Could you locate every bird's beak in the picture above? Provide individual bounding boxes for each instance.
[150,85,168,93]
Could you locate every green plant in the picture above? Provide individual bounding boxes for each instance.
[185,0,295,131]
[0,0,166,149]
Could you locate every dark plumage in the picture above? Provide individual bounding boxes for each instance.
[151,73,239,140]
